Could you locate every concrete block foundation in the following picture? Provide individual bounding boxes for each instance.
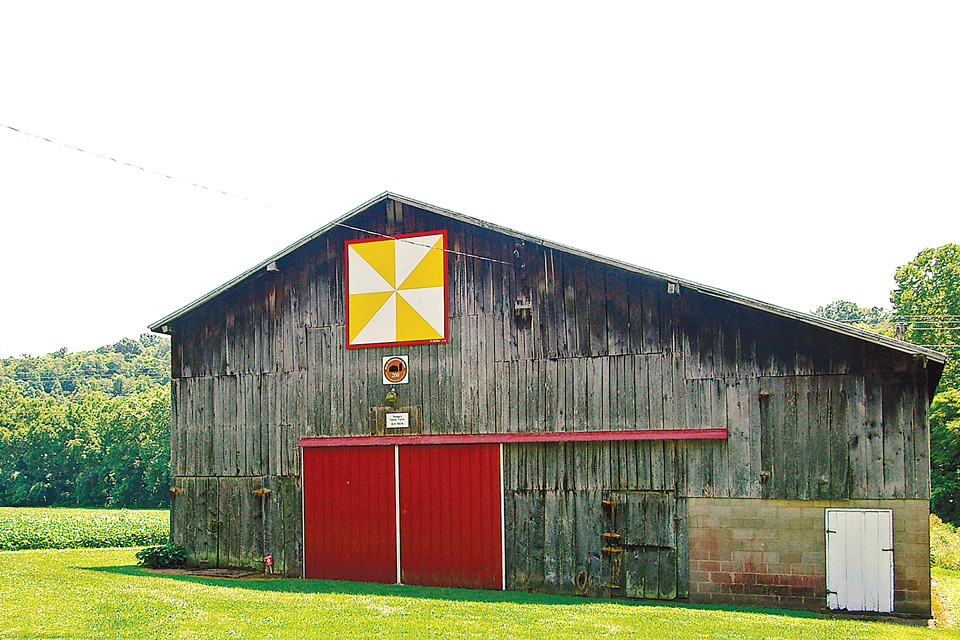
[687,498,930,616]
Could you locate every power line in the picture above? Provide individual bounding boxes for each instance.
[2,375,168,383]
[831,319,960,325]
[334,222,511,265]
[1,123,512,266]
[1,122,258,204]
[1,370,167,381]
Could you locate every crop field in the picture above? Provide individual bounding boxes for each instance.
[0,507,168,551]
[0,547,956,640]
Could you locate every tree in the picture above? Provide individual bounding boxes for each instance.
[0,334,170,399]
[889,245,960,523]
[931,389,960,525]
[812,300,893,337]
[813,300,888,325]
[891,244,960,392]
[0,334,173,509]
[113,337,142,356]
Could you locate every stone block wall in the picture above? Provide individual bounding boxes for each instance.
[687,498,929,616]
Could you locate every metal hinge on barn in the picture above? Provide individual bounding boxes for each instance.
[600,499,623,592]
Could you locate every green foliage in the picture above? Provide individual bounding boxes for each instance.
[892,244,960,392]
[136,542,188,568]
[894,247,960,523]
[812,300,889,325]
[931,389,960,525]
[0,335,171,508]
[0,507,168,551]
[1,548,949,640]
[812,300,895,337]
[932,567,960,629]
[0,382,170,508]
[0,333,170,398]
[931,513,960,572]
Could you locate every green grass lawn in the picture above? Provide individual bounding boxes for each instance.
[1,547,956,640]
[0,507,167,551]
[935,567,960,628]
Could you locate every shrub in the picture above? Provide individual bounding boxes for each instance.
[136,543,189,569]
[930,513,960,571]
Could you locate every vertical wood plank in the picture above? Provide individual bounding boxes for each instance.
[902,377,919,500]
[726,379,752,498]
[641,281,662,355]
[574,490,603,597]
[913,379,931,500]
[675,497,689,598]
[864,373,885,498]
[605,267,630,356]
[794,376,810,500]
[780,377,798,500]
[542,250,562,360]
[561,254,579,358]
[830,376,851,500]
[586,261,607,357]
[759,377,775,500]
[845,375,867,499]
[810,376,830,500]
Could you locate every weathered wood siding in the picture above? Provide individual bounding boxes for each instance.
[167,198,932,583]
[503,441,686,597]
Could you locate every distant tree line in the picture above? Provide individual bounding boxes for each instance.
[0,334,170,398]
[0,335,170,508]
[815,244,960,524]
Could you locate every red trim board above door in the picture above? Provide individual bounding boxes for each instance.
[300,428,727,448]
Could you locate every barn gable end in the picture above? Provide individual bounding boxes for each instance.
[151,193,944,616]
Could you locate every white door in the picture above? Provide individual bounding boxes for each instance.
[825,509,894,613]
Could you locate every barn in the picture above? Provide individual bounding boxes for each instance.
[149,192,944,616]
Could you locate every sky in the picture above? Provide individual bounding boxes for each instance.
[1,2,958,358]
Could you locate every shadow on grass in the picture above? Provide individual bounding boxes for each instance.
[83,563,822,621]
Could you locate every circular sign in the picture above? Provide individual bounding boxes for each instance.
[383,356,408,384]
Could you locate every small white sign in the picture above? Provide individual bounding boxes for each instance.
[386,412,409,430]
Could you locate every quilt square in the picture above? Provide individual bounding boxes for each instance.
[345,231,448,348]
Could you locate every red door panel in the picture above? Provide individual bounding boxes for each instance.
[303,446,396,583]
[399,443,502,589]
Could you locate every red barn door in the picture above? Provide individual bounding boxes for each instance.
[302,442,503,590]
[302,446,397,583]
[398,443,503,590]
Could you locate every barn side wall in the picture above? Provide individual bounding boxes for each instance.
[687,498,930,615]
[503,440,931,614]
[166,198,934,609]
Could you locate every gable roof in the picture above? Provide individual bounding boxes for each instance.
[148,191,947,368]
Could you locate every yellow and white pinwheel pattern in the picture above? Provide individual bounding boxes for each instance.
[346,231,447,347]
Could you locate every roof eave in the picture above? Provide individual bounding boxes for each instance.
[148,191,394,332]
